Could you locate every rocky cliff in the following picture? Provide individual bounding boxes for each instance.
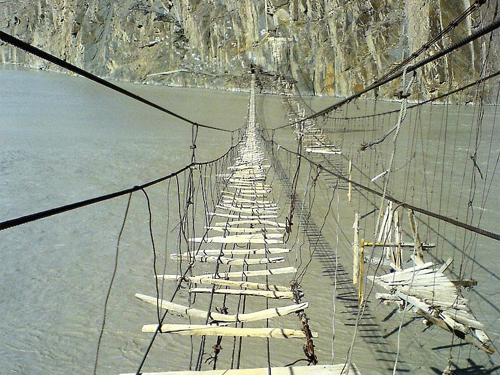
[1,0,498,100]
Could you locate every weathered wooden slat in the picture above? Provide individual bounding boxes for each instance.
[219,205,279,212]
[372,262,494,354]
[229,166,270,171]
[189,287,296,299]
[228,188,271,194]
[189,234,284,244]
[196,278,291,292]
[216,204,278,213]
[141,324,318,339]
[179,248,290,257]
[170,254,285,265]
[305,148,341,155]
[158,266,297,282]
[214,220,285,228]
[373,262,434,282]
[221,197,275,205]
[135,293,308,323]
[208,213,279,220]
[120,363,361,375]
[207,227,284,234]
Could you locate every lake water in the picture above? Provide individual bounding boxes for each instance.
[1,66,499,374]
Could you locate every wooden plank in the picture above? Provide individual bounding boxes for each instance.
[135,294,308,323]
[207,226,284,234]
[196,278,291,292]
[120,363,361,375]
[228,164,270,170]
[141,324,318,339]
[171,254,285,265]
[353,212,359,285]
[217,204,278,212]
[374,262,434,282]
[158,266,297,282]
[305,148,341,155]
[215,206,279,216]
[230,188,271,194]
[189,287,296,299]
[214,220,285,228]
[407,210,425,265]
[179,248,290,256]
[209,213,278,220]
[220,202,278,210]
[221,197,275,205]
[189,234,284,244]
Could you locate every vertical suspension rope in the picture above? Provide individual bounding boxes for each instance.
[93,192,133,375]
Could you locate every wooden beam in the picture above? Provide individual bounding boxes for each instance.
[170,254,285,266]
[196,278,291,292]
[189,287,297,299]
[353,212,359,285]
[216,205,278,215]
[178,248,290,256]
[120,363,361,375]
[189,234,284,244]
[135,294,308,323]
[158,266,297,282]
[207,226,284,234]
[214,220,285,228]
[208,213,278,220]
[407,210,425,265]
[141,324,318,339]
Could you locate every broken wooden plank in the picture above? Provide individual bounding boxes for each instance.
[135,294,308,323]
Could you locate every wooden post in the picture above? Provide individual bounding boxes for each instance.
[353,212,359,284]
[348,160,352,202]
[394,210,402,270]
[407,210,425,265]
[359,240,365,305]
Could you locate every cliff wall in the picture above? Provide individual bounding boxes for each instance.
[1,0,498,100]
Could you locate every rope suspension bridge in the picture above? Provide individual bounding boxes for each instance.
[1,3,500,374]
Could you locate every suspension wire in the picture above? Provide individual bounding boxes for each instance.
[262,138,500,241]
[0,30,236,134]
[0,141,241,231]
[134,148,237,374]
[191,125,199,163]
[271,17,500,131]
[323,69,500,122]
[286,121,303,234]
[93,192,133,375]
[140,188,162,324]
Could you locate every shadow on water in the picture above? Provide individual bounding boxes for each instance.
[431,358,500,374]
[265,136,411,372]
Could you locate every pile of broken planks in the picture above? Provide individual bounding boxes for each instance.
[370,261,494,354]
[357,203,494,355]
[122,76,360,375]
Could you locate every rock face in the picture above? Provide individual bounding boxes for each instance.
[1,0,498,100]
